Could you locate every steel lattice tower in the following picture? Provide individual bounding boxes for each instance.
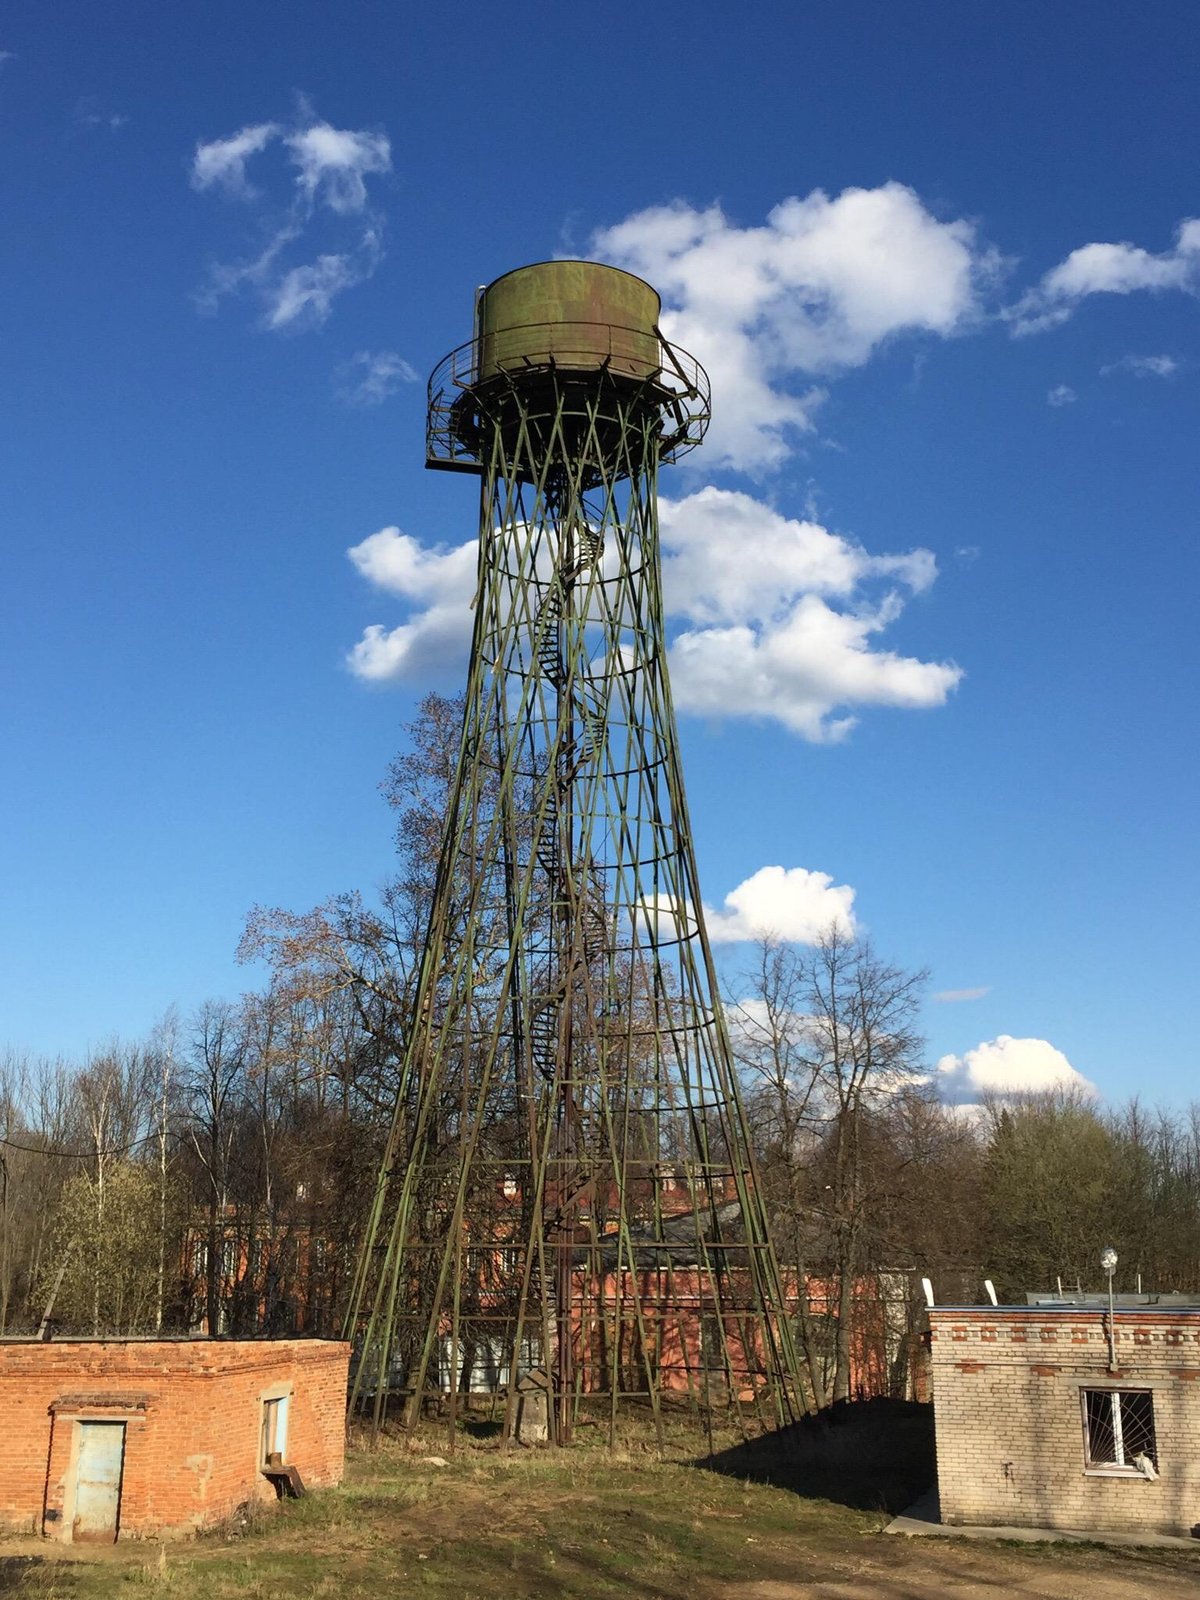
[348,262,801,1445]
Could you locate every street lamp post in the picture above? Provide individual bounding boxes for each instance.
[1100,1246,1118,1371]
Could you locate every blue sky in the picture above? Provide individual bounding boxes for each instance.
[2,1,1198,1106]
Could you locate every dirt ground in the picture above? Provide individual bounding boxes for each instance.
[0,1404,1194,1599]
[2,1511,1195,1600]
[707,1544,1200,1599]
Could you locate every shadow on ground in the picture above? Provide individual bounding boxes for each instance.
[695,1398,935,1514]
[0,1558,72,1596]
[462,1419,504,1441]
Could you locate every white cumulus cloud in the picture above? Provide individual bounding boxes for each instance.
[592,184,994,471]
[659,486,935,622]
[346,527,476,682]
[191,108,391,331]
[349,526,475,599]
[662,488,958,737]
[669,593,959,740]
[1010,216,1200,335]
[703,865,855,944]
[1047,384,1076,407]
[935,1035,1093,1106]
[345,489,960,739]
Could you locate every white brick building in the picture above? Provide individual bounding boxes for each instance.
[929,1303,1200,1537]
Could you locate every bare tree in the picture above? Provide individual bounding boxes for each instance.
[0,1052,53,1330]
[182,1001,248,1334]
[802,929,926,1403]
[72,1044,154,1333]
[148,1010,182,1333]
[731,932,929,1405]
[730,940,829,1404]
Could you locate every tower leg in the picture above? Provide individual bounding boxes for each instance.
[348,323,803,1443]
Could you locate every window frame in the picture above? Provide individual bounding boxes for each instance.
[1079,1385,1157,1478]
[259,1388,292,1468]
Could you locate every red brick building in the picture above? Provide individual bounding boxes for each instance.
[0,1337,349,1542]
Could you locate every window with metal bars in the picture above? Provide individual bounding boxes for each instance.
[1081,1388,1157,1474]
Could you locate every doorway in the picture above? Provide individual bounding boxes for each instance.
[261,1393,289,1464]
[72,1422,126,1543]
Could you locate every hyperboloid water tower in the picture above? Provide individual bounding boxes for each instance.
[348,261,801,1445]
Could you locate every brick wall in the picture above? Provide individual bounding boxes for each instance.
[929,1308,1200,1536]
[0,1337,349,1540]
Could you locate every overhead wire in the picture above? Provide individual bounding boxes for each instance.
[0,1127,174,1160]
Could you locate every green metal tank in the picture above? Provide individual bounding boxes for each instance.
[477,261,661,385]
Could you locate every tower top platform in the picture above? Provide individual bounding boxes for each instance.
[425,259,709,476]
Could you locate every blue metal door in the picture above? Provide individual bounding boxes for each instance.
[73,1422,125,1543]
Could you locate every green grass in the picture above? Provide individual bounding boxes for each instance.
[4,1405,1198,1600]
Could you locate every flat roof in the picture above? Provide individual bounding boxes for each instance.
[930,1302,1200,1314]
[0,1333,344,1344]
